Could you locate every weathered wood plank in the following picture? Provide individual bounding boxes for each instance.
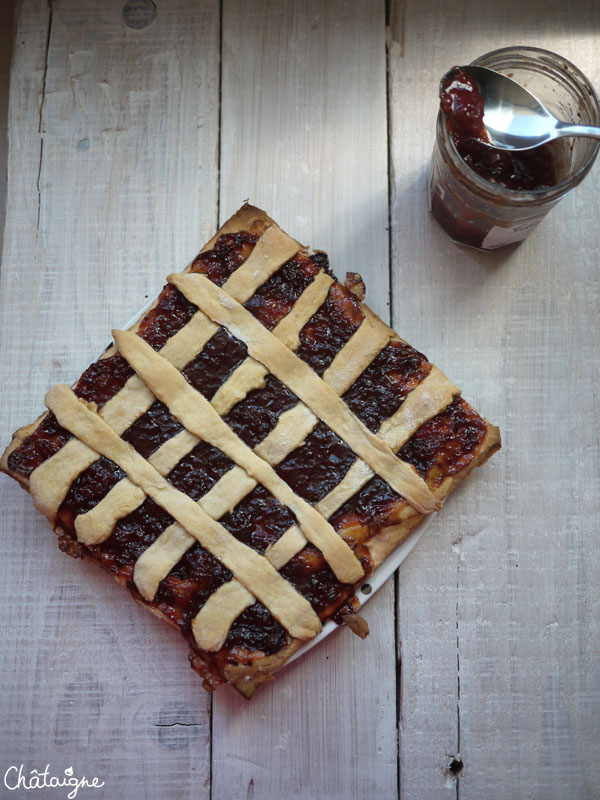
[0,1,220,796]
[389,1,600,798]
[211,2,396,798]
[4,1,599,798]
[0,0,13,256]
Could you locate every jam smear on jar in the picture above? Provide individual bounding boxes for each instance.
[440,67,558,191]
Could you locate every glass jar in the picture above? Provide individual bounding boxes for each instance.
[429,46,600,250]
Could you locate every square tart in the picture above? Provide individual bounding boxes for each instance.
[1,204,500,697]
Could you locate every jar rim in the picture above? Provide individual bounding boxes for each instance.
[439,46,600,205]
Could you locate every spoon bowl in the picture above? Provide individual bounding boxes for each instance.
[452,65,600,151]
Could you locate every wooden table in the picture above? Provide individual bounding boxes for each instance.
[1,2,599,798]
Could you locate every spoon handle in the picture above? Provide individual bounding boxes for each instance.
[555,121,600,141]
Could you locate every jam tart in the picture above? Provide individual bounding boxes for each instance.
[1,204,500,697]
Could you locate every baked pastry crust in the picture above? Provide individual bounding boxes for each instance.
[1,204,500,697]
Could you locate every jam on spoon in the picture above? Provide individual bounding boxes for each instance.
[440,67,558,191]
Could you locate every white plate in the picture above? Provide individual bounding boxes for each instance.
[286,514,434,664]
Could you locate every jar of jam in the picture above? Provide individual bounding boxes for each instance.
[429,46,600,249]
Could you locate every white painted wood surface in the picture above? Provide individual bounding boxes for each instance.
[1,1,599,799]
[0,1,219,798]
[0,0,13,257]
[389,2,600,798]
[213,3,395,800]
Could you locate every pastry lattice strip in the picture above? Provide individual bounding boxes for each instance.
[28,223,304,520]
[113,329,364,584]
[108,316,456,651]
[193,363,458,650]
[171,272,438,514]
[73,269,337,548]
[45,384,322,643]
[75,285,397,599]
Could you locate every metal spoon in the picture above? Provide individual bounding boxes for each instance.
[454,65,600,151]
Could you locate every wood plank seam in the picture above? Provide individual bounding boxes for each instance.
[210,0,224,786]
[385,7,401,797]
[2,1,223,795]
[36,0,53,231]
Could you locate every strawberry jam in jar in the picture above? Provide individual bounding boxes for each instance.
[429,46,600,250]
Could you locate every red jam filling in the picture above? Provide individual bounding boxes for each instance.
[90,499,174,577]
[343,341,430,432]
[399,395,487,480]
[295,282,364,375]
[224,376,298,449]
[275,422,356,504]
[122,401,183,458]
[244,250,325,330]
[440,67,558,191]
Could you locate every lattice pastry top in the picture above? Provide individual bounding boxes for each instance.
[1,204,500,697]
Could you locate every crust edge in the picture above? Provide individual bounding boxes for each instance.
[226,417,501,697]
[368,418,501,570]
